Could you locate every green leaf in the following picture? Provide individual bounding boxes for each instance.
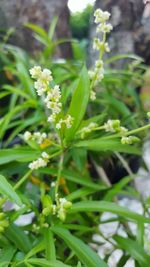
[69,201,150,223]
[45,229,56,261]
[0,147,40,165]
[5,224,32,253]
[26,23,49,40]
[0,174,22,206]
[40,168,106,190]
[75,138,141,155]
[52,226,108,267]
[65,65,90,141]
[0,246,16,267]
[113,235,150,267]
[25,241,45,259]
[27,258,71,267]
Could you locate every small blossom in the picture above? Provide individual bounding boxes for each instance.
[80,122,98,138]
[90,90,96,101]
[33,132,47,144]
[24,131,32,141]
[121,136,140,145]
[104,42,110,52]
[65,115,74,128]
[94,9,110,24]
[56,119,63,129]
[104,120,120,133]
[119,126,128,135]
[93,38,102,50]
[48,114,56,123]
[96,23,113,33]
[41,151,49,159]
[51,182,56,187]
[29,66,42,79]
[29,151,49,170]
[40,69,53,82]
[121,136,133,145]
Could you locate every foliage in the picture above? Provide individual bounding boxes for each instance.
[0,8,150,267]
[70,5,93,40]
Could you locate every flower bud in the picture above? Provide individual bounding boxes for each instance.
[63,201,72,210]
[0,212,5,220]
[58,209,66,222]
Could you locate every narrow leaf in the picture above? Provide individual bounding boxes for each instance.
[69,201,150,223]
[114,235,150,267]
[52,226,108,267]
[0,174,22,206]
[65,65,90,141]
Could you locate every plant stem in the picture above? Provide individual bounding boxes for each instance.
[127,123,150,136]
[100,123,150,140]
[13,170,32,190]
[55,153,64,205]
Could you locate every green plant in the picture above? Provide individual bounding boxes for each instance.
[0,8,150,267]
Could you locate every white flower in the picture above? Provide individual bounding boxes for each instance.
[65,115,73,128]
[56,120,63,129]
[95,60,103,68]
[104,42,110,52]
[48,114,56,123]
[41,152,49,159]
[29,66,73,130]
[90,90,96,101]
[40,69,53,82]
[29,157,47,170]
[93,38,102,50]
[24,131,32,141]
[29,66,42,79]
[46,101,62,114]
[121,136,132,145]
[97,23,113,33]
[33,132,47,144]
[94,9,110,24]
[29,151,49,170]
[104,120,120,133]
[59,198,67,204]
[88,70,95,79]
[119,126,128,135]
[80,122,97,138]
[34,80,47,95]
[51,182,56,187]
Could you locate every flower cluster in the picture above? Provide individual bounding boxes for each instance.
[104,120,128,134]
[0,212,9,233]
[121,136,140,145]
[29,66,53,96]
[42,195,72,222]
[89,8,113,100]
[55,115,73,130]
[29,151,49,170]
[24,131,47,144]
[104,119,140,145]
[29,66,73,130]
[80,122,98,139]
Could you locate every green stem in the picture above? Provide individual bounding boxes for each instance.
[100,123,150,140]
[55,153,64,205]
[127,123,150,136]
[13,170,32,190]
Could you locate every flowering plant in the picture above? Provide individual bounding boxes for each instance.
[0,8,150,267]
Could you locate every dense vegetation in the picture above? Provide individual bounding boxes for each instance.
[0,8,150,267]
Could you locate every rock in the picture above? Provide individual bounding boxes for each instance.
[0,0,72,58]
